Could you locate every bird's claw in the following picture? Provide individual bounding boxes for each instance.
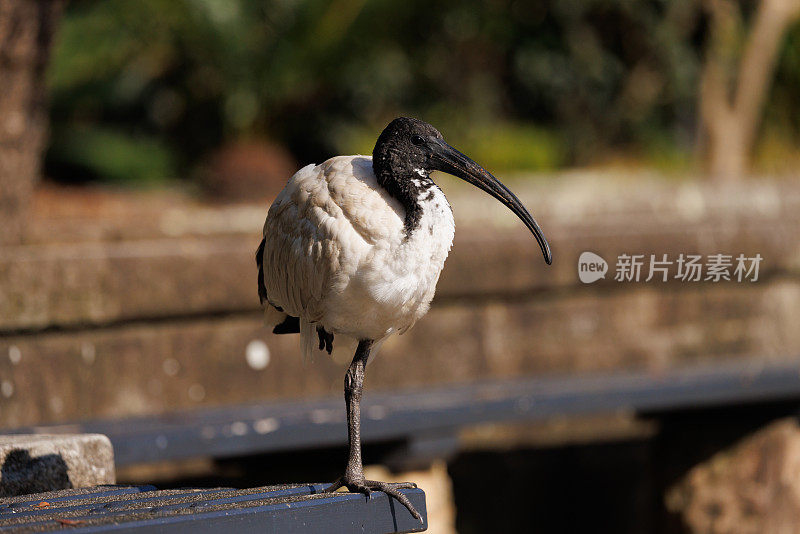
[323,477,422,522]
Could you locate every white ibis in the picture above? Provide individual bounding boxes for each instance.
[256,117,551,519]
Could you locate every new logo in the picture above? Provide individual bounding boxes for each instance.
[578,251,608,283]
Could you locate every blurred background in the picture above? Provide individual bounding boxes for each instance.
[38,0,800,186]
[2,0,800,532]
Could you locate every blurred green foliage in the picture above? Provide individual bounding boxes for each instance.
[45,0,800,184]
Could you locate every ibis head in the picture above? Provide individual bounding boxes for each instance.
[373,117,552,265]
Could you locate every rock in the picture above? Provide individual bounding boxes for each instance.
[0,434,115,497]
[666,418,800,534]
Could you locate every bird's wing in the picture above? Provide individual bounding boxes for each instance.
[322,156,405,246]
[261,156,403,324]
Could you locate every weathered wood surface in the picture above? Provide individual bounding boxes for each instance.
[1,222,792,331]
[4,179,800,329]
[2,282,800,428]
[2,178,800,429]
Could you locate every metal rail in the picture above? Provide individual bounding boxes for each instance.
[0,484,426,533]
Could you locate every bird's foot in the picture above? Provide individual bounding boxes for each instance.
[325,477,421,521]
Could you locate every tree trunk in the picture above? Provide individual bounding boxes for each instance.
[700,0,800,182]
[0,0,63,245]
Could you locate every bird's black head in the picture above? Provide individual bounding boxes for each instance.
[373,117,445,180]
[373,117,552,265]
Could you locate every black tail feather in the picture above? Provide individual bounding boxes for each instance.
[273,315,300,334]
[258,237,299,335]
[256,238,268,305]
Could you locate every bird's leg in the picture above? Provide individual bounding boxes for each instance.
[324,339,421,521]
[341,339,370,486]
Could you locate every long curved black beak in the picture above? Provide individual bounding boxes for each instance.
[430,139,552,265]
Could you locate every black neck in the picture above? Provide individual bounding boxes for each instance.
[372,152,432,235]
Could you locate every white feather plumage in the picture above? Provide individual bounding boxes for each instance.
[260,155,455,364]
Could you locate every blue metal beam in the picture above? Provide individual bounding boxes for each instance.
[0,484,427,533]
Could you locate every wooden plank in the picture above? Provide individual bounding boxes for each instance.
[0,236,258,332]
[2,184,800,331]
[2,277,800,429]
